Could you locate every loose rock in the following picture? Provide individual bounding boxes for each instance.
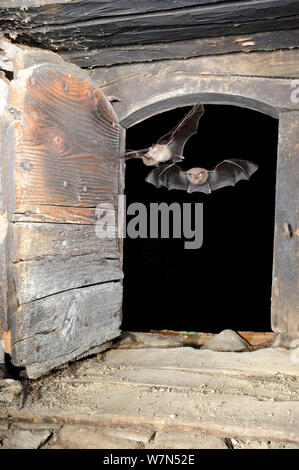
[97,426,155,444]
[147,431,228,449]
[0,379,23,405]
[201,329,250,352]
[59,425,142,449]
[2,430,52,449]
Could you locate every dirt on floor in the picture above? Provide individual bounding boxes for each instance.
[0,339,298,449]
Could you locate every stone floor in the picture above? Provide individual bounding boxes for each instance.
[0,342,298,449]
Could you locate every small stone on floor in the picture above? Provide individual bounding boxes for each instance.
[0,379,23,405]
[147,431,228,449]
[201,329,250,352]
[2,429,52,449]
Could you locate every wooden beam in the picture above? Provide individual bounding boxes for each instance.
[90,59,299,126]
[0,1,298,60]
[9,410,299,445]
[0,37,66,72]
[91,48,299,81]
[62,30,299,69]
[0,1,236,14]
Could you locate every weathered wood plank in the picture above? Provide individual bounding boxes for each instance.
[11,281,122,377]
[13,253,123,304]
[0,39,20,72]
[91,61,299,126]
[103,347,299,377]
[0,1,235,16]
[12,205,99,224]
[75,363,298,404]
[0,77,17,341]
[9,64,120,218]
[12,222,119,262]
[2,30,298,72]
[272,112,299,336]
[74,350,298,409]
[91,48,299,83]
[1,0,298,55]
[8,345,299,442]
[63,30,299,69]
[2,61,124,375]
[0,37,65,73]
[0,77,9,336]
[10,409,299,445]
[113,332,185,350]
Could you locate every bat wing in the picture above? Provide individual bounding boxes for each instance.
[187,159,259,193]
[145,164,189,191]
[145,159,258,194]
[158,103,205,158]
[116,148,149,161]
[208,159,258,191]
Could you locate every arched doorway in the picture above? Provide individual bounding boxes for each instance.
[101,59,298,340]
[122,104,278,332]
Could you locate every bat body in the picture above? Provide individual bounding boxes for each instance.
[145,159,258,194]
[123,103,205,166]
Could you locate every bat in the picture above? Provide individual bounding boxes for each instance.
[121,103,205,166]
[145,159,259,194]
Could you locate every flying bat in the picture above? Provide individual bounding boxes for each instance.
[145,159,259,194]
[122,103,205,166]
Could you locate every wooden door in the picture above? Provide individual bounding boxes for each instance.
[0,64,124,378]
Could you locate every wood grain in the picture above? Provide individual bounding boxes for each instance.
[10,410,299,445]
[62,29,299,69]
[113,332,185,350]
[3,63,124,374]
[0,78,8,336]
[12,222,119,262]
[8,346,299,443]
[91,64,299,126]
[0,37,65,73]
[1,0,298,59]
[12,205,99,224]
[13,253,123,304]
[10,64,120,215]
[0,78,12,336]
[11,281,123,376]
[104,347,299,377]
[272,112,299,335]
[0,0,234,15]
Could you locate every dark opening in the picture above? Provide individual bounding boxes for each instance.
[122,104,278,333]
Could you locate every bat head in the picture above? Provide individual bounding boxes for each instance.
[145,144,172,164]
[186,167,209,185]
